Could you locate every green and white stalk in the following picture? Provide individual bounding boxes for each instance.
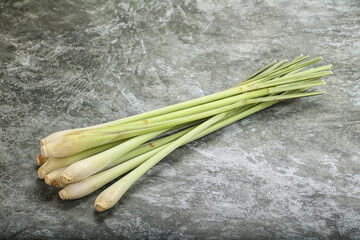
[94,112,227,211]
[36,55,332,212]
[59,146,167,200]
[38,140,125,179]
[41,57,328,158]
[44,167,67,188]
[60,129,169,184]
[59,89,324,201]
[89,80,325,138]
[39,125,198,179]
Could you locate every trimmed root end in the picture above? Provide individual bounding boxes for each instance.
[36,155,42,165]
[95,202,107,212]
[58,190,68,200]
[60,175,72,184]
[37,167,46,179]
[36,154,48,165]
[40,145,49,158]
[44,175,53,185]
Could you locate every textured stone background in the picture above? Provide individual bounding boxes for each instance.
[0,0,359,239]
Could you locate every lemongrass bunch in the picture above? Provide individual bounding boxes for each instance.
[37,55,332,212]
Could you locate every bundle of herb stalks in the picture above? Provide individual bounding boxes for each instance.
[37,55,332,212]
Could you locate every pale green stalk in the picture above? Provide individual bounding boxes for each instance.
[94,112,227,211]
[91,100,285,211]
[46,79,326,162]
[59,146,167,199]
[41,56,326,158]
[245,60,288,83]
[40,130,125,158]
[38,140,125,179]
[58,106,255,199]
[94,80,326,136]
[247,71,332,91]
[59,89,325,200]
[247,56,321,85]
[251,57,326,84]
[40,124,198,178]
[39,80,253,158]
[107,126,197,168]
[44,167,67,188]
[94,87,318,211]
[240,55,309,85]
[42,69,271,152]
[60,129,168,184]
[242,60,278,82]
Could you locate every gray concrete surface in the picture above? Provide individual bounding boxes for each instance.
[0,0,359,239]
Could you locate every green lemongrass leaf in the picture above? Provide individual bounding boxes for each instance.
[244,60,288,84]
[242,60,278,83]
[248,55,310,85]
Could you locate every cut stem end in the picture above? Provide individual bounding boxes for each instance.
[58,189,68,200]
[95,202,107,212]
[60,175,72,184]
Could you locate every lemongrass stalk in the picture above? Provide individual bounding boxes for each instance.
[263,67,332,86]
[106,106,257,169]
[107,126,196,168]
[44,167,67,188]
[58,105,260,200]
[40,130,124,158]
[61,129,168,184]
[42,64,281,151]
[96,79,326,134]
[41,57,329,159]
[40,129,75,147]
[238,54,306,85]
[244,91,325,103]
[251,56,318,84]
[248,71,332,91]
[59,89,325,200]
[38,139,126,179]
[40,119,130,148]
[59,145,167,200]
[103,90,326,170]
[93,80,326,137]
[38,58,291,157]
[95,87,327,211]
[94,112,227,211]
[39,79,242,158]
[240,60,287,85]
[41,58,327,158]
[242,60,278,82]
[111,80,325,129]
[37,154,49,165]
[247,56,321,85]
[241,59,289,85]
[273,55,309,73]
[41,122,200,179]
[248,60,288,82]
[279,64,332,79]
[263,56,324,81]
[111,87,284,128]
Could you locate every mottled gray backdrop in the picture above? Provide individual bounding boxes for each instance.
[0,0,359,239]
